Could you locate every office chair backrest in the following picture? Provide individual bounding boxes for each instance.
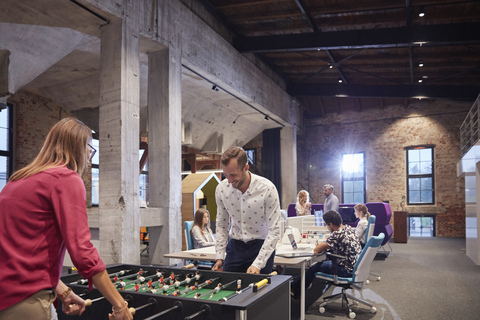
[184,221,195,250]
[352,233,384,283]
[364,215,376,244]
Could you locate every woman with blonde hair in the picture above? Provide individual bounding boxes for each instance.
[295,190,312,216]
[0,118,132,320]
[191,208,215,248]
[354,203,371,247]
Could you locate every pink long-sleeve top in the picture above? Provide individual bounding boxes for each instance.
[0,166,105,311]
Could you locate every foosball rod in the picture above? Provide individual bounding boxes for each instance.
[115,272,161,288]
[178,277,220,295]
[184,304,211,320]
[69,269,131,285]
[111,299,156,320]
[143,301,183,320]
[194,278,239,299]
[85,296,105,306]
[221,282,255,301]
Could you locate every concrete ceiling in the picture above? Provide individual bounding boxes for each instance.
[0,0,281,155]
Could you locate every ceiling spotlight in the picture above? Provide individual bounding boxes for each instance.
[212,85,219,91]
[418,79,423,83]
[419,6,425,17]
[419,60,424,67]
[264,115,269,121]
[329,63,333,69]
[338,79,343,83]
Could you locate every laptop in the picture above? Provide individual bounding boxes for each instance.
[276,233,320,258]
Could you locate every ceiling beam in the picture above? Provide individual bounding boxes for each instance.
[288,84,480,100]
[234,23,480,53]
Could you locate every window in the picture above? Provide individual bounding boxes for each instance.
[91,138,99,206]
[139,149,148,205]
[342,152,365,204]
[91,138,148,206]
[0,103,13,192]
[245,148,258,174]
[406,146,434,205]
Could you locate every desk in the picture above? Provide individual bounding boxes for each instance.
[165,242,319,320]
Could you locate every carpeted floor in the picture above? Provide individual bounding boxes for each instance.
[299,237,480,320]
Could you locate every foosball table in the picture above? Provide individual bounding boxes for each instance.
[58,264,291,320]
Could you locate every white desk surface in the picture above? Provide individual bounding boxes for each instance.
[164,242,317,265]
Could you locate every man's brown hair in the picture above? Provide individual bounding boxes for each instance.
[221,146,247,168]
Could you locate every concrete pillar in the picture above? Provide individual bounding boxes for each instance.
[147,48,182,265]
[280,125,297,208]
[98,8,140,264]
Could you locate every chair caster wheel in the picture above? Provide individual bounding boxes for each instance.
[366,279,370,285]
[349,311,356,319]
[319,307,325,314]
[371,307,377,313]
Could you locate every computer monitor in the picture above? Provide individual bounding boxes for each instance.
[314,210,324,226]
[338,207,356,224]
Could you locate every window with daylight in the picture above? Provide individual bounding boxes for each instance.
[406,146,434,205]
[342,152,365,204]
[0,104,13,192]
[91,139,148,206]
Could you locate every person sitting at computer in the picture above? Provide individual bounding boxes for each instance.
[354,203,371,248]
[291,210,361,300]
[191,208,215,248]
[295,190,312,216]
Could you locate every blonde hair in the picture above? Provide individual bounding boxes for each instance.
[297,190,310,203]
[354,203,370,219]
[10,117,92,181]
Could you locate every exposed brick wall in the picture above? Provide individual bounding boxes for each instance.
[7,90,93,205]
[298,100,471,237]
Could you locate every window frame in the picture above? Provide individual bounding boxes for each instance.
[405,145,435,205]
[0,103,14,191]
[341,151,366,204]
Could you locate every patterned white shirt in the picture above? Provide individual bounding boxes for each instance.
[215,173,281,270]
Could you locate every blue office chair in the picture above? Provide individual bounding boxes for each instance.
[184,221,214,269]
[315,233,385,319]
[364,215,381,284]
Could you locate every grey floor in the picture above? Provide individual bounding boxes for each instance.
[300,237,480,320]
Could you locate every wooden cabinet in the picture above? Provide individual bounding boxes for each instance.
[394,211,408,243]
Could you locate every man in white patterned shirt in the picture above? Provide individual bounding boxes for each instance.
[212,147,281,274]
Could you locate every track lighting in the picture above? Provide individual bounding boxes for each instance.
[212,85,219,91]
[419,60,424,67]
[264,115,269,121]
[338,79,343,83]
[419,6,425,17]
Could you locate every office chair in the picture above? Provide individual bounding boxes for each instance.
[184,221,214,269]
[364,215,381,284]
[315,233,385,319]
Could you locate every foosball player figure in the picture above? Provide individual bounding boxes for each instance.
[185,275,191,286]
[169,272,175,283]
[173,288,180,296]
[159,275,164,285]
[236,279,242,293]
[174,278,181,288]
[134,282,140,292]
[210,283,222,299]
[113,275,119,283]
[148,279,153,288]
[138,268,144,275]
[194,292,201,299]
[162,284,169,295]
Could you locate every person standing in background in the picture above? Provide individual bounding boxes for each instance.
[295,190,312,216]
[323,184,339,212]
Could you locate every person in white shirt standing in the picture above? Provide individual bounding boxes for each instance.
[323,184,339,212]
[212,147,281,274]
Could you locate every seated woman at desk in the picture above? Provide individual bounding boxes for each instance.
[191,209,215,248]
[295,190,312,216]
[354,203,371,248]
